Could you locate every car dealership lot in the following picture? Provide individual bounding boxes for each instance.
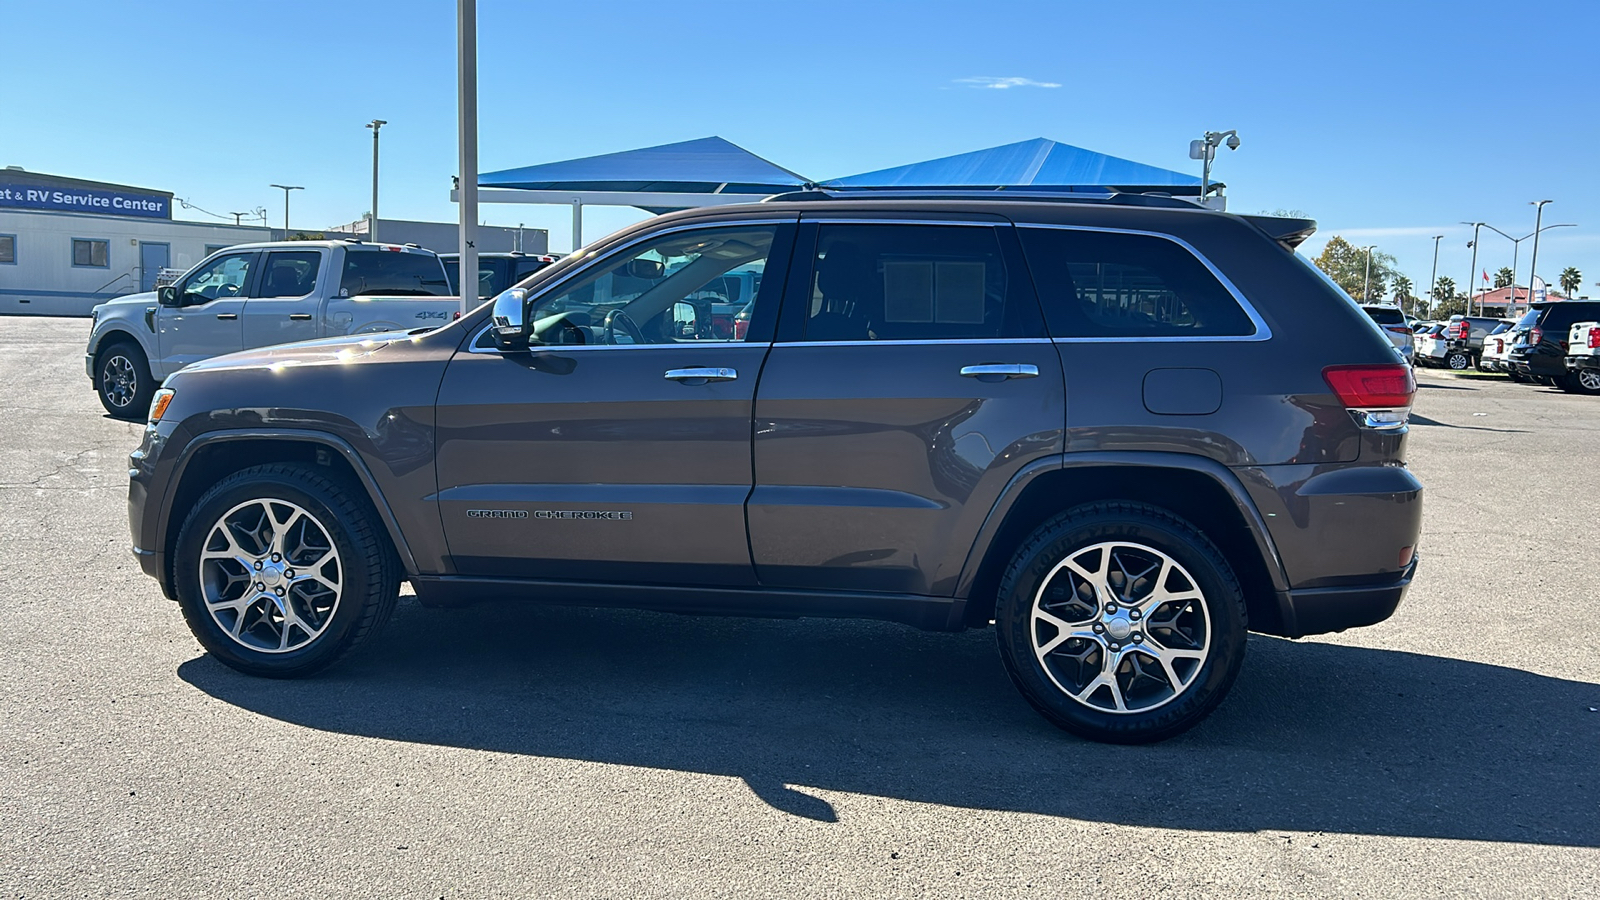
[2,316,1597,898]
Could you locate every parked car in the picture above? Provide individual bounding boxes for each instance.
[126,191,1421,744]
[1477,321,1518,373]
[1509,300,1600,390]
[442,251,563,301]
[1564,320,1600,395]
[1360,304,1414,362]
[1413,323,1448,366]
[1437,315,1506,371]
[87,241,459,419]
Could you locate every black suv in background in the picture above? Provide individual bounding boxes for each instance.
[1509,300,1600,391]
[127,192,1422,743]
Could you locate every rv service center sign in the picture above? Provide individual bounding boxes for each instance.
[0,182,171,219]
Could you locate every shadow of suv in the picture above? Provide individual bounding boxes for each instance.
[128,191,1422,744]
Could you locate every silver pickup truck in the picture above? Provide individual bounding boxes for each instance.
[1566,320,1600,395]
[86,240,461,418]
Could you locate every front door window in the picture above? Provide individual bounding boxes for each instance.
[528,225,778,346]
[179,253,255,306]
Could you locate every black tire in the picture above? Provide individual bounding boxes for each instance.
[96,340,155,420]
[172,463,400,678]
[1561,370,1600,396]
[994,501,1248,744]
[1508,370,1528,383]
[1535,375,1555,386]
[1445,350,1471,371]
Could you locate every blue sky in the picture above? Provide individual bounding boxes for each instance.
[4,0,1597,297]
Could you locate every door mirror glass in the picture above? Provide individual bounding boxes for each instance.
[158,286,179,307]
[671,301,699,337]
[489,288,531,352]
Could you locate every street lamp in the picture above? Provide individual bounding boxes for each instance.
[1361,245,1377,303]
[1189,130,1240,205]
[1480,220,1576,314]
[366,119,387,242]
[1461,221,1485,315]
[269,184,303,233]
[1429,234,1444,317]
[1527,200,1554,307]
[229,211,249,226]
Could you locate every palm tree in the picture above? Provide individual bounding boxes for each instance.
[1560,266,1582,299]
[1432,275,1456,308]
[1494,267,1514,289]
[1392,274,1414,313]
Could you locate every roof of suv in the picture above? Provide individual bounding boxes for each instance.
[212,240,440,255]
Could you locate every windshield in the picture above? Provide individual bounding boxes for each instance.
[340,249,451,297]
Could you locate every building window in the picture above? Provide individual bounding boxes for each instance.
[72,238,110,268]
[204,244,228,257]
[0,234,15,265]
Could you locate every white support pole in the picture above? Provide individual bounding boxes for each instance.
[572,199,582,252]
[457,0,478,313]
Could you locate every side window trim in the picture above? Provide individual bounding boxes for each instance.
[1015,222,1273,343]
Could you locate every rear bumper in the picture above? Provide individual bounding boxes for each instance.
[1567,355,1600,371]
[1275,559,1416,637]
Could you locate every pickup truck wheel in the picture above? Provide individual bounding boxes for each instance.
[994,501,1247,744]
[1445,350,1471,370]
[96,340,155,420]
[1563,370,1600,395]
[172,463,400,678]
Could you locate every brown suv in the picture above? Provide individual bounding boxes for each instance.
[127,192,1422,743]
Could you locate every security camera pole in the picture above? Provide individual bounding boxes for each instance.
[1189,130,1240,206]
[457,0,478,315]
[366,119,387,243]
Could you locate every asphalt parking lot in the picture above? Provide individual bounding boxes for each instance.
[2,315,1597,898]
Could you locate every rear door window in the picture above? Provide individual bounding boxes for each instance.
[799,223,1041,342]
[340,249,451,297]
[1019,227,1256,338]
[257,250,322,298]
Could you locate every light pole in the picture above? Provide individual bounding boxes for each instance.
[269,184,303,233]
[1361,245,1377,302]
[1480,220,1575,315]
[365,119,387,242]
[1429,234,1444,317]
[229,211,248,226]
[1527,200,1553,307]
[1189,130,1241,206]
[457,0,478,313]
[1461,221,1485,315]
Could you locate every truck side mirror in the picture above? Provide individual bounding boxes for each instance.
[489,288,532,352]
[158,286,179,307]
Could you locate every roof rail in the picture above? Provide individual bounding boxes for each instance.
[761,186,1206,210]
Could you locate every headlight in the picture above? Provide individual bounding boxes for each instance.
[148,388,176,426]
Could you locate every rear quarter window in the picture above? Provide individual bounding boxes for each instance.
[1018,227,1255,338]
[1362,307,1406,325]
[341,250,451,297]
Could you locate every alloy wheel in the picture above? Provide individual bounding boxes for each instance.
[198,499,343,653]
[1579,370,1600,392]
[102,355,137,409]
[1030,541,1211,714]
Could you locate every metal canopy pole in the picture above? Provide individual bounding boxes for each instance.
[457,0,478,313]
[572,199,582,252]
[366,119,386,242]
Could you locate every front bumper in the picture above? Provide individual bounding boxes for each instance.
[85,352,95,380]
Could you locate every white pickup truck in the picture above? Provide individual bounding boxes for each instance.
[1565,320,1600,395]
[86,240,462,418]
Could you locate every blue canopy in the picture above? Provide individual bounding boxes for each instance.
[823,137,1204,194]
[479,136,810,195]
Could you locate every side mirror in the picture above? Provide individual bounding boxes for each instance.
[158,286,179,307]
[671,301,699,337]
[489,288,532,352]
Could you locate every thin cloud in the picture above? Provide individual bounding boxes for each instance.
[956,76,1061,90]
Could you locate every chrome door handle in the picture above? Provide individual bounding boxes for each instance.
[665,366,737,383]
[960,363,1038,379]
[288,314,313,320]
[215,313,238,320]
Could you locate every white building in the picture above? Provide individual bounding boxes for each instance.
[0,167,272,316]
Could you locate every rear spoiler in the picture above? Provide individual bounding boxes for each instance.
[1239,214,1318,250]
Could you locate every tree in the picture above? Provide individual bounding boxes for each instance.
[1431,276,1457,312]
[1314,236,1399,302]
[1561,266,1582,299]
[1391,274,1416,313]
[1494,267,1514,289]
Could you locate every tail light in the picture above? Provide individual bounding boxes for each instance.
[1456,321,1470,339]
[1589,327,1600,349]
[1530,326,1544,346]
[1495,338,1504,353]
[1323,364,1415,430]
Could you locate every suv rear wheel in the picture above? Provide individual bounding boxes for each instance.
[173,463,400,677]
[1445,349,1472,370]
[994,502,1247,744]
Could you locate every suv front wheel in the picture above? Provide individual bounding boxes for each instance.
[995,502,1247,744]
[173,463,401,678]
